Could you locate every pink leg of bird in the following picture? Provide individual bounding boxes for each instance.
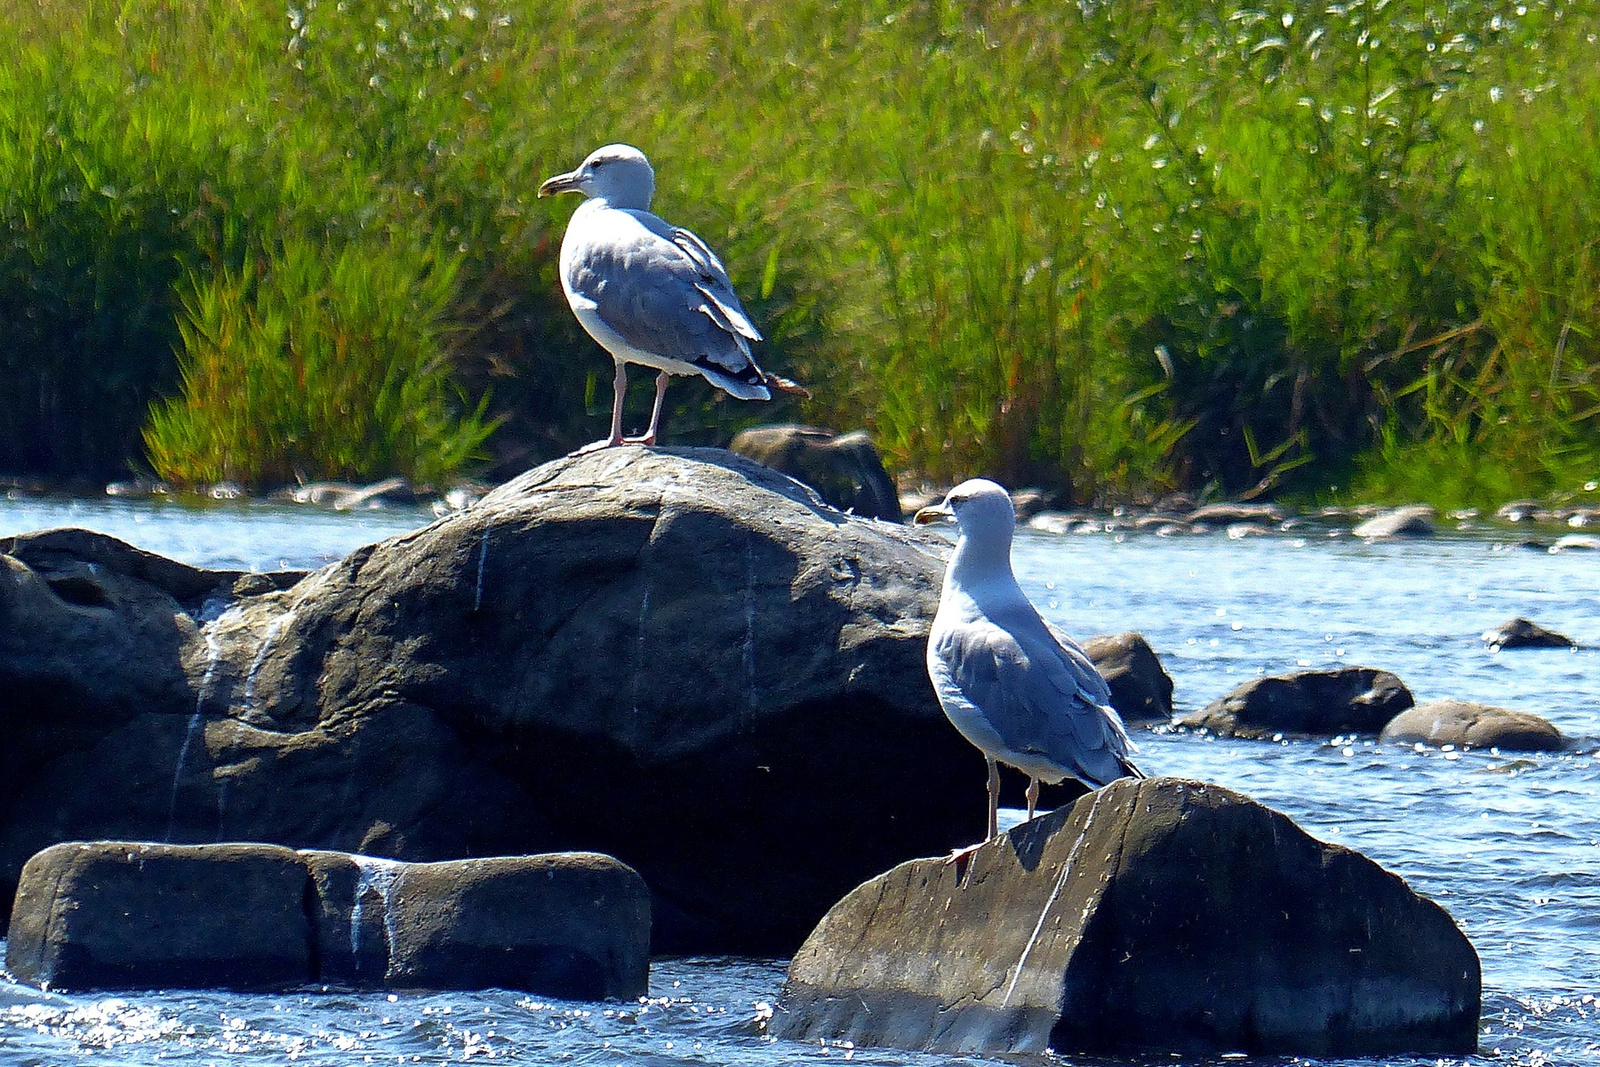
[1026,777,1040,821]
[625,371,671,446]
[575,362,630,454]
[946,756,1002,868]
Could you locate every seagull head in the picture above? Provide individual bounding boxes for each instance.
[914,479,1016,562]
[537,144,656,211]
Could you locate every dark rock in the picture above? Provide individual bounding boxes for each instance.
[1353,505,1436,539]
[1081,632,1173,722]
[1178,667,1414,738]
[1,447,971,954]
[1496,500,1543,523]
[1184,502,1286,525]
[6,842,312,991]
[302,851,649,997]
[1481,617,1575,650]
[730,425,902,521]
[774,777,1479,1058]
[1381,700,1565,752]
[1008,489,1047,521]
[6,842,649,997]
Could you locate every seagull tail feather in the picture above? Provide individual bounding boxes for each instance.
[763,372,811,399]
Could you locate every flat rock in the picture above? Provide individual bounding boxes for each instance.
[774,777,1479,1058]
[7,842,649,997]
[1380,700,1565,752]
[302,851,649,997]
[1184,502,1287,525]
[729,426,902,521]
[1353,505,1436,539]
[1481,617,1575,650]
[6,842,313,991]
[1178,666,1414,738]
[1,447,975,954]
[1080,632,1173,722]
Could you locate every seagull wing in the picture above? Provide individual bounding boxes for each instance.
[564,207,768,394]
[937,606,1140,788]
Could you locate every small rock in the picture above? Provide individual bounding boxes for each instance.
[1226,522,1270,539]
[1025,511,1083,535]
[332,476,416,511]
[731,426,902,521]
[1008,489,1048,521]
[1496,500,1543,523]
[1081,632,1174,722]
[1481,617,1575,650]
[775,777,1479,1058]
[105,478,169,498]
[1550,534,1600,553]
[1178,667,1414,739]
[1185,502,1287,525]
[1380,700,1564,752]
[1353,505,1436,539]
[207,481,246,501]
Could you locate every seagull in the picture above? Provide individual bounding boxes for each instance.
[537,144,807,450]
[915,479,1142,844]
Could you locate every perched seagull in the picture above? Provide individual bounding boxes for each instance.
[915,479,1142,844]
[537,144,807,450]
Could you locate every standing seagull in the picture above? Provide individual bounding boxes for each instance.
[915,479,1142,843]
[537,144,807,450]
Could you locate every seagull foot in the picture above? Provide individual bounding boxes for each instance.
[943,840,990,884]
[571,437,626,456]
[621,433,658,446]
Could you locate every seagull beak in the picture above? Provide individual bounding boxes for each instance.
[537,170,582,198]
[913,502,954,526]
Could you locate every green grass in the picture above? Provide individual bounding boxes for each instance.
[1,0,1597,506]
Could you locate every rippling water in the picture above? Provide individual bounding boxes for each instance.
[2,497,1597,1066]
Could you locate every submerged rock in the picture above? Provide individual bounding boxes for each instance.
[0,447,976,954]
[1080,631,1173,722]
[1380,700,1565,752]
[1184,502,1287,525]
[774,777,1479,1058]
[1178,666,1414,738]
[6,842,649,997]
[729,425,902,521]
[1481,617,1575,650]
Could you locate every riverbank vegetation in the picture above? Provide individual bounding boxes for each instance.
[1,0,1595,507]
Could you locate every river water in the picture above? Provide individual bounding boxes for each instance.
[1,494,1596,1066]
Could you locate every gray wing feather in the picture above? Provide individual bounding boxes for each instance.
[566,210,762,375]
[940,611,1138,787]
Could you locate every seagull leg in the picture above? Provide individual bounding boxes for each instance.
[624,371,671,446]
[575,362,630,454]
[987,757,1001,842]
[1025,777,1040,821]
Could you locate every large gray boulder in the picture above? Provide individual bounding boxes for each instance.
[774,778,1480,1058]
[0,447,973,953]
[1380,699,1565,752]
[7,842,648,996]
[1178,666,1414,738]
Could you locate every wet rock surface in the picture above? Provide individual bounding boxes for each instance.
[1380,699,1565,752]
[774,777,1480,1058]
[1,447,974,954]
[1482,617,1576,650]
[1178,666,1415,738]
[6,842,649,997]
[1080,631,1173,722]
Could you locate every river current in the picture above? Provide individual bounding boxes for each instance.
[0,494,1596,1066]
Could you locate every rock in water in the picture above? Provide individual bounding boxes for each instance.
[0,447,960,954]
[1481,617,1575,650]
[774,778,1480,1058]
[1081,631,1174,722]
[1380,699,1565,752]
[1178,666,1413,738]
[730,425,903,521]
[7,842,649,997]
[6,842,313,991]
[1352,505,1436,539]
